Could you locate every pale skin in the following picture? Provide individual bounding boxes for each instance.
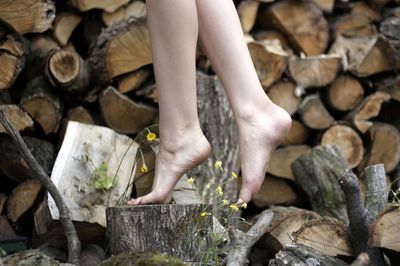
[128,0,291,205]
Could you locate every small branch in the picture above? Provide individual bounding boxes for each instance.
[364,164,388,225]
[226,209,274,266]
[0,107,80,265]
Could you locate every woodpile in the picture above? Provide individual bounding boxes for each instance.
[0,0,400,265]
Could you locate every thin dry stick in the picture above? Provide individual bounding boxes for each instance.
[0,107,81,265]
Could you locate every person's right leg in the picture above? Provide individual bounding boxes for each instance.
[195,0,292,204]
[128,0,211,205]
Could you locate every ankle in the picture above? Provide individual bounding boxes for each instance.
[159,124,205,153]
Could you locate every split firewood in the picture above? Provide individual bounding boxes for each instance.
[380,17,400,57]
[350,2,381,22]
[267,145,311,180]
[260,0,329,55]
[269,243,349,266]
[248,40,288,88]
[45,48,90,95]
[89,17,152,89]
[361,123,400,173]
[7,179,42,222]
[59,106,95,139]
[0,21,26,91]
[321,124,364,169]
[237,0,260,33]
[20,76,62,135]
[252,175,297,207]
[369,207,400,252]
[288,54,341,88]
[310,0,335,13]
[334,13,377,38]
[0,135,55,183]
[267,81,300,115]
[52,13,82,46]
[326,75,364,111]
[0,105,33,134]
[100,86,157,134]
[134,82,159,103]
[281,119,310,146]
[0,0,55,34]
[102,1,146,27]
[0,193,7,214]
[344,91,390,134]
[117,68,151,94]
[292,217,353,257]
[258,207,320,253]
[330,35,399,77]
[252,30,291,52]
[298,94,334,130]
[69,0,130,13]
[291,145,349,223]
[0,216,16,239]
[374,75,400,102]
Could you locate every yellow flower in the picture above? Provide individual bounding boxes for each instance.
[200,212,210,217]
[222,199,229,205]
[229,204,239,212]
[217,186,223,196]
[214,160,222,169]
[140,164,148,173]
[241,203,247,209]
[187,176,195,186]
[231,171,238,179]
[146,132,156,141]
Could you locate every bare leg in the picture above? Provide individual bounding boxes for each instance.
[196,0,292,203]
[128,0,211,205]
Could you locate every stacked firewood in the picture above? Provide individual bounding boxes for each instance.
[0,0,400,264]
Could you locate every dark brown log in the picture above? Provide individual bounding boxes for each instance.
[69,0,130,12]
[80,244,106,266]
[134,82,159,103]
[102,1,146,27]
[0,0,55,34]
[291,145,349,224]
[281,119,310,146]
[0,215,16,239]
[248,40,288,89]
[99,86,157,134]
[0,135,55,183]
[117,68,151,94]
[293,217,353,257]
[288,54,341,88]
[321,124,364,168]
[260,0,329,55]
[0,105,33,134]
[20,76,62,135]
[327,75,365,111]
[267,81,300,116]
[369,207,400,252]
[0,193,7,214]
[237,0,259,33]
[52,13,82,46]
[7,179,42,222]
[106,204,211,263]
[268,145,311,180]
[28,35,60,79]
[374,75,400,102]
[345,91,390,134]
[334,13,377,38]
[298,94,334,130]
[252,175,297,207]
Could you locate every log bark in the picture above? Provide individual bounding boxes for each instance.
[267,81,300,116]
[291,145,349,224]
[298,94,334,130]
[327,75,365,112]
[0,105,33,134]
[252,175,297,207]
[374,75,400,102]
[106,204,211,263]
[80,244,106,266]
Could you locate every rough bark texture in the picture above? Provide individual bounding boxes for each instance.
[106,204,211,263]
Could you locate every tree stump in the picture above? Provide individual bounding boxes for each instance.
[106,204,211,263]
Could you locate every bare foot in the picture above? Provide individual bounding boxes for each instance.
[128,126,211,205]
[236,101,292,204]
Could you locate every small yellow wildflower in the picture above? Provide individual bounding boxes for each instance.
[140,164,148,173]
[200,212,210,217]
[229,204,239,212]
[217,186,223,196]
[214,160,222,169]
[146,132,157,141]
[187,176,195,186]
[241,203,247,209]
[231,171,238,179]
[222,199,229,205]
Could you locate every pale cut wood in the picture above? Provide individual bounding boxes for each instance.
[7,179,42,222]
[253,30,290,51]
[281,119,310,146]
[298,94,334,130]
[293,217,353,257]
[106,204,211,262]
[334,13,376,38]
[268,145,311,180]
[261,0,329,55]
[327,75,364,111]
[0,105,33,133]
[369,207,400,252]
[102,1,146,27]
[59,106,95,139]
[252,175,297,207]
[345,92,390,133]
[267,81,300,115]
[117,68,151,94]
[321,125,364,168]
[310,0,335,13]
[52,13,82,46]
[100,86,157,134]
[0,0,55,33]
[70,0,130,12]
[288,54,341,88]
[350,2,381,22]
[237,0,260,33]
[48,121,139,227]
[248,40,288,88]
